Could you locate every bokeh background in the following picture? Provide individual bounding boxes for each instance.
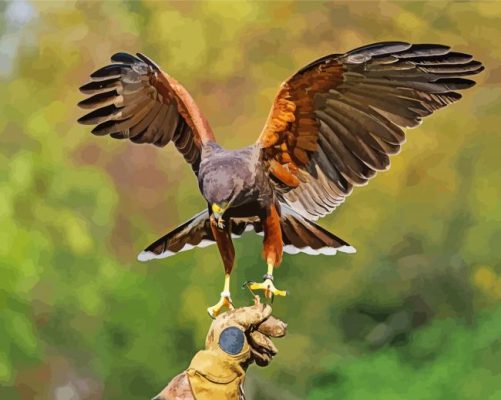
[1,1,500,399]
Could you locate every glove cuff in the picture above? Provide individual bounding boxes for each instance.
[188,350,245,383]
[187,350,246,400]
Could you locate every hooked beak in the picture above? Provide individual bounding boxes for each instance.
[212,193,237,230]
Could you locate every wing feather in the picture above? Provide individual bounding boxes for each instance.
[78,52,216,174]
[257,42,483,219]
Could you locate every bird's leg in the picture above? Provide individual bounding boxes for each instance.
[247,204,288,299]
[207,273,234,318]
[208,215,236,318]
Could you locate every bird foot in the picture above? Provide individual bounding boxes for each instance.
[207,291,234,319]
[245,276,288,299]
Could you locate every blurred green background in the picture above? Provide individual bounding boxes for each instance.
[1,1,500,399]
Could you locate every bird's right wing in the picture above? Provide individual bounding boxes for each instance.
[256,42,483,220]
[78,52,215,174]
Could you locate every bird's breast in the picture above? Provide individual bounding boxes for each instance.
[225,202,265,218]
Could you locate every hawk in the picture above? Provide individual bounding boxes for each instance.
[78,42,483,317]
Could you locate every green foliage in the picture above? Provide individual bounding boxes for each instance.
[309,306,501,400]
[0,1,500,399]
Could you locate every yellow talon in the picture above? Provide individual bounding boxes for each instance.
[246,263,288,299]
[208,273,234,318]
[248,279,288,299]
[207,292,234,319]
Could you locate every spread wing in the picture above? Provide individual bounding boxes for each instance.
[257,42,484,220]
[78,52,215,174]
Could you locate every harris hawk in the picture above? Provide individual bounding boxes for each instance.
[78,42,483,317]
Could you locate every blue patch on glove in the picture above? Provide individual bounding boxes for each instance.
[219,327,245,355]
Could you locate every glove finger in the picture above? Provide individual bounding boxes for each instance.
[231,303,272,329]
[257,315,287,338]
[248,330,278,356]
[250,347,272,367]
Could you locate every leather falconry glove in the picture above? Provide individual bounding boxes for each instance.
[154,303,287,400]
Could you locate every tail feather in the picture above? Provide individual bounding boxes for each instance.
[137,210,213,261]
[137,204,355,262]
[137,210,251,262]
[279,204,356,256]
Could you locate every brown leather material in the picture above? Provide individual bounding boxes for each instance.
[155,372,195,400]
[188,350,246,384]
[187,367,242,400]
[256,315,287,338]
[187,304,269,400]
[156,304,287,400]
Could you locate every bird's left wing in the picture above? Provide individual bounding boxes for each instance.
[78,52,215,174]
[256,42,483,220]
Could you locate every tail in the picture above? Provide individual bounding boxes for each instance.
[137,210,213,261]
[137,210,251,262]
[278,204,356,256]
[137,205,355,262]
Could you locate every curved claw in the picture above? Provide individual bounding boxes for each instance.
[217,217,225,230]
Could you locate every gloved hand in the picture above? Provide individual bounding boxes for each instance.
[154,302,287,400]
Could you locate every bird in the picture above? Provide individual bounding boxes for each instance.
[78,41,483,317]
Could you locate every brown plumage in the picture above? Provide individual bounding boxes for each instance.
[257,42,483,219]
[78,42,483,316]
[78,52,214,172]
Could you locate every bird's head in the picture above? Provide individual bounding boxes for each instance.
[210,188,241,230]
[208,180,242,229]
[203,165,245,229]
